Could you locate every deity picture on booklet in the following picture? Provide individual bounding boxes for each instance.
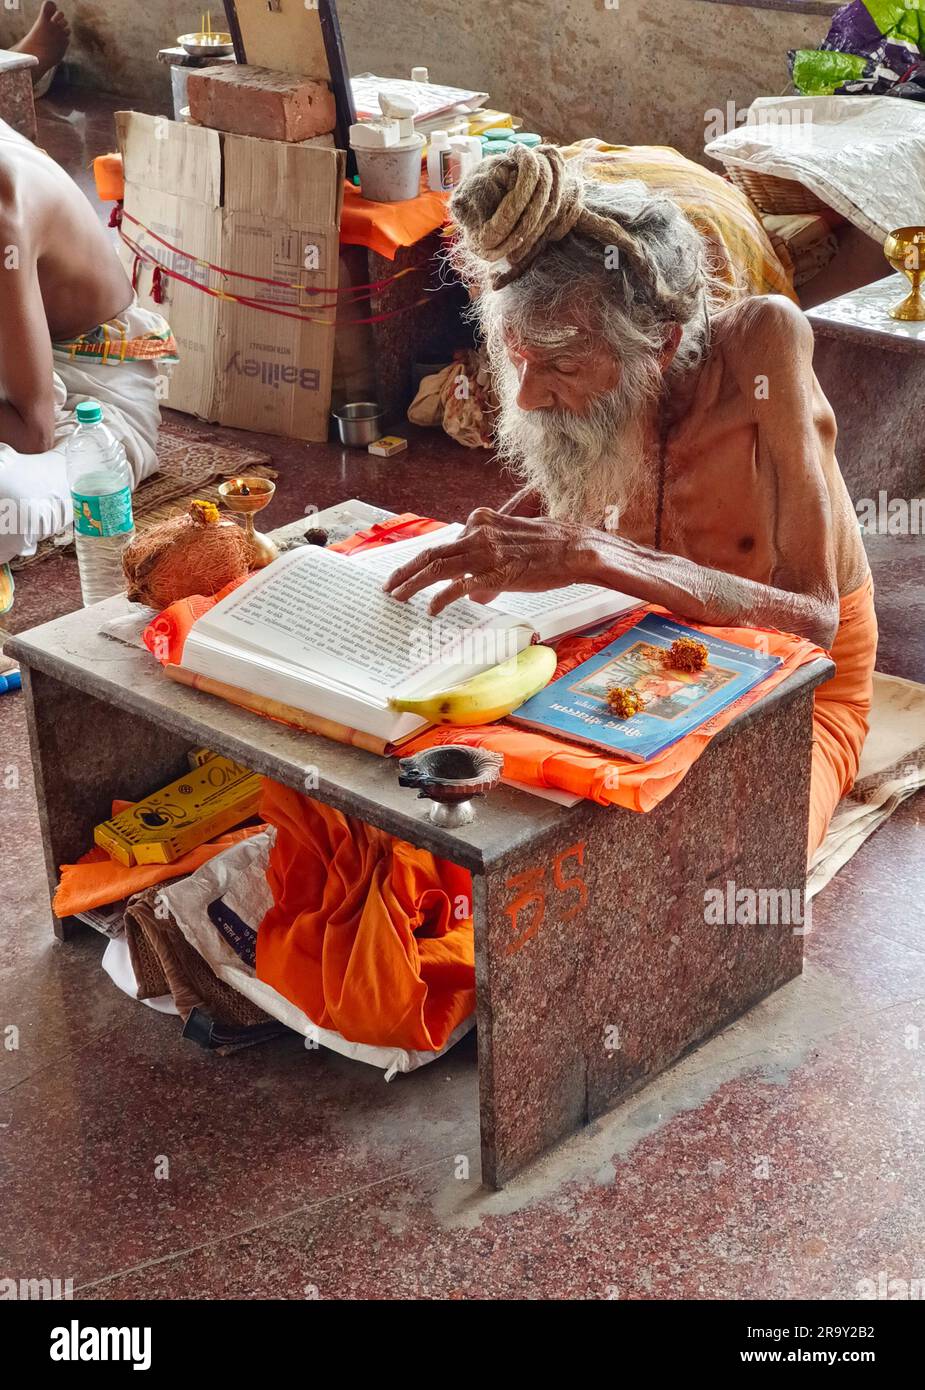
[571,640,737,724]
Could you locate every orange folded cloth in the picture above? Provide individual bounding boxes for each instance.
[332,513,447,554]
[255,781,475,1052]
[54,799,267,917]
[340,182,450,260]
[402,607,827,814]
[807,575,878,855]
[143,593,221,667]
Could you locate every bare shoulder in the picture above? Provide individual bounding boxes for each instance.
[715,293,813,361]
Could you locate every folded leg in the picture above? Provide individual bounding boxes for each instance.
[807,577,878,857]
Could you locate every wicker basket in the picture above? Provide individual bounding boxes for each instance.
[727,166,829,216]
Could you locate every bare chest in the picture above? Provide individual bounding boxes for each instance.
[620,399,778,584]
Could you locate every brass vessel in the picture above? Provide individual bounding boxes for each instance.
[217,476,279,568]
[884,226,925,322]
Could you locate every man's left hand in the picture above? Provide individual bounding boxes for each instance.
[383,508,595,616]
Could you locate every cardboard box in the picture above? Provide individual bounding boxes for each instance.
[116,111,345,442]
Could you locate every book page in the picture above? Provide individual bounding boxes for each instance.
[488,584,620,620]
[194,546,522,697]
[350,525,462,589]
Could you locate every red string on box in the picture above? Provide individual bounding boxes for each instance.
[120,229,446,327]
[118,209,435,297]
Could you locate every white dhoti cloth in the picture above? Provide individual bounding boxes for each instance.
[0,300,174,565]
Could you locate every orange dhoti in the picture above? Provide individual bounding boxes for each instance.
[808,574,878,856]
[254,782,476,1052]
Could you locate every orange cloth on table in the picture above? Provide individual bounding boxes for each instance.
[255,781,475,1052]
[143,592,223,666]
[54,798,267,917]
[807,575,878,856]
[331,513,446,554]
[402,607,828,814]
[340,182,450,260]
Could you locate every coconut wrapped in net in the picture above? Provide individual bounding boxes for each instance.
[122,499,254,607]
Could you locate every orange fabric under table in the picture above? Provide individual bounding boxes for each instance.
[255,782,475,1052]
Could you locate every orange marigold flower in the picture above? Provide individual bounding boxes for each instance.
[665,636,709,672]
[605,685,646,718]
[189,499,221,526]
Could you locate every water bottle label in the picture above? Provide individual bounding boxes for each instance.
[72,487,134,538]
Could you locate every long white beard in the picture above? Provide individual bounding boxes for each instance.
[489,341,659,529]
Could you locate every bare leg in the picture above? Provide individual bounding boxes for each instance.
[10,1,70,86]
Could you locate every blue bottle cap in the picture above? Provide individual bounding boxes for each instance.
[75,400,103,425]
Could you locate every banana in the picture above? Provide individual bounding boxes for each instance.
[390,644,558,726]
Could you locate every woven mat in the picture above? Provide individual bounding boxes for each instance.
[10,421,276,572]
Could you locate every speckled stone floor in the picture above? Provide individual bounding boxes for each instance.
[1,91,923,1301]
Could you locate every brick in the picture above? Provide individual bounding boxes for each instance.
[186,64,336,143]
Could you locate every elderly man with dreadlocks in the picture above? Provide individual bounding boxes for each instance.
[385,145,877,856]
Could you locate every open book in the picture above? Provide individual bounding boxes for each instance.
[179,525,641,743]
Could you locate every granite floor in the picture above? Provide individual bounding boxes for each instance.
[1,91,924,1302]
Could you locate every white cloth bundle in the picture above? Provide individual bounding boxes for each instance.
[705,95,925,242]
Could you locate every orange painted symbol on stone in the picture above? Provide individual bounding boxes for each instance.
[553,842,588,922]
[502,866,546,956]
[503,841,589,955]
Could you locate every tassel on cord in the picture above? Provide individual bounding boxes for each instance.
[108,202,123,229]
[131,254,141,292]
[151,266,166,304]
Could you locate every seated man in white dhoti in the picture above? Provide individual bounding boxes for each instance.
[0,116,176,608]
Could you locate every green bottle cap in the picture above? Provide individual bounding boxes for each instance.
[75,400,103,425]
[483,127,513,140]
[510,132,541,146]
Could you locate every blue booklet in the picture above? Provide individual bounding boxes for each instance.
[510,614,782,763]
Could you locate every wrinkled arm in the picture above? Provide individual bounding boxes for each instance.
[583,532,837,647]
[0,218,56,454]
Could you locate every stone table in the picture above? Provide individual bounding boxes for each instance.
[0,50,37,142]
[7,572,832,1187]
[808,273,925,503]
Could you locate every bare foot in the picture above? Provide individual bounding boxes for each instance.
[11,1,71,85]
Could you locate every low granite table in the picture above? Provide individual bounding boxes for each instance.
[7,538,833,1187]
[0,50,37,142]
[808,272,925,503]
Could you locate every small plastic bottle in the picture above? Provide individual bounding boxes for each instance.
[428,131,454,191]
[66,399,136,606]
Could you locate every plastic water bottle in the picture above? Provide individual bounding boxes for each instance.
[66,399,136,606]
